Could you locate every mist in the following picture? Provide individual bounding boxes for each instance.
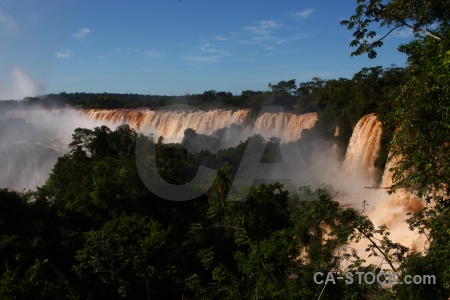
[0,108,106,191]
[0,67,46,100]
[0,106,425,265]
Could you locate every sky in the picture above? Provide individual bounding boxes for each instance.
[0,0,414,99]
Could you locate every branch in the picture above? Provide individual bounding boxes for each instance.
[415,27,442,41]
[358,228,398,272]
[376,24,404,42]
[392,14,442,41]
[373,22,442,47]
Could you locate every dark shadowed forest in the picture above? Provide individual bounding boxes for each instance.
[0,0,449,299]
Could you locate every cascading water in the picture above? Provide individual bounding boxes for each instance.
[78,108,320,143]
[323,113,426,268]
[376,151,425,250]
[0,108,319,189]
[80,108,250,141]
[342,113,383,181]
[337,114,426,267]
[252,112,317,143]
[2,108,319,145]
[80,108,429,267]
[0,107,429,267]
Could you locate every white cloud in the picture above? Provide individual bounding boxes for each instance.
[144,49,166,58]
[0,10,19,35]
[95,48,165,65]
[73,27,91,39]
[183,42,230,63]
[241,20,285,46]
[238,18,310,49]
[244,20,280,36]
[184,55,221,63]
[213,35,230,41]
[198,42,229,55]
[293,8,315,19]
[0,67,46,100]
[55,49,71,59]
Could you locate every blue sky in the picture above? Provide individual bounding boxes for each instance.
[0,0,413,99]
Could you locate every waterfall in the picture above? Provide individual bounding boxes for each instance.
[342,113,382,181]
[2,108,318,145]
[380,152,402,189]
[1,108,427,264]
[81,108,318,143]
[80,109,250,141]
[340,116,426,267]
[253,112,317,143]
[378,152,424,231]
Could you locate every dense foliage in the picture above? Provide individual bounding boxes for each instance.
[0,0,448,298]
[0,126,406,299]
[342,0,450,298]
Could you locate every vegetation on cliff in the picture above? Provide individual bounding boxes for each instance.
[0,0,449,298]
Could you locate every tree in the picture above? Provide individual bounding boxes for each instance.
[343,0,450,297]
[389,38,450,195]
[341,0,450,198]
[201,90,217,101]
[340,0,449,58]
[74,214,170,298]
[269,79,297,95]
